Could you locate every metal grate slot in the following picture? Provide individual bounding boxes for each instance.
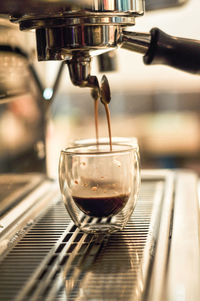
[0,175,170,301]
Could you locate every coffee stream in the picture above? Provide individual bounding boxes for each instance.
[104,103,112,151]
[93,88,112,151]
[94,99,99,146]
[71,79,120,218]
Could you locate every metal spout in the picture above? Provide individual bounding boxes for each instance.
[66,53,99,89]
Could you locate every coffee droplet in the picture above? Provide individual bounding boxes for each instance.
[80,161,86,167]
[113,159,121,167]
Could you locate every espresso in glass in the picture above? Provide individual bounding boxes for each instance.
[59,143,140,234]
[72,187,130,218]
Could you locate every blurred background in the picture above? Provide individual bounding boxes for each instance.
[1,0,200,178]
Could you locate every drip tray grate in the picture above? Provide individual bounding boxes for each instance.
[0,175,169,301]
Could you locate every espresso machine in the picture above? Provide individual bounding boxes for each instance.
[0,0,199,90]
[0,1,200,301]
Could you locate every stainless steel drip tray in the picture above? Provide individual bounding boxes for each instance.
[0,169,199,301]
[0,173,45,217]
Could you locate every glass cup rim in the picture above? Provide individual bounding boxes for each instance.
[61,142,137,156]
[73,136,138,145]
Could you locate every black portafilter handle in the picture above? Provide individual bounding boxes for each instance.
[144,28,200,74]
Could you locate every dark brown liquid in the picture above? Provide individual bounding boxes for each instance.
[94,99,99,146]
[72,194,129,217]
[104,103,112,151]
[92,90,112,151]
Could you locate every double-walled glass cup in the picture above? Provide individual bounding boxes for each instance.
[59,143,140,234]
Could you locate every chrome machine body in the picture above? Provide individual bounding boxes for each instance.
[1,0,145,88]
[0,0,198,88]
[1,0,195,89]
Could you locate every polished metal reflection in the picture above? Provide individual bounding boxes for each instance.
[0,0,186,15]
[12,0,144,30]
[0,0,189,89]
[67,54,99,88]
[63,179,164,301]
[0,0,144,15]
[91,0,144,12]
[0,0,144,88]
[10,0,144,63]
[121,30,151,54]
[1,171,199,301]
[166,172,200,301]
[0,172,169,301]
[36,25,121,61]
[65,235,141,300]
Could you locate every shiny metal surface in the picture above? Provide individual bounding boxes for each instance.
[7,1,143,88]
[0,179,59,248]
[145,170,174,301]
[0,0,186,15]
[100,74,111,104]
[14,1,143,87]
[12,0,143,20]
[11,0,143,60]
[0,1,144,89]
[0,0,144,15]
[67,54,100,89]
[67,54,93,87]
[166,171,200,301]
[121,30,151,54]
[35,23,122,86]
[0,170,199,301]
[35,25,121,61]
[0,0,190,89]
[0,170,171,301]
[0,174,44,217]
